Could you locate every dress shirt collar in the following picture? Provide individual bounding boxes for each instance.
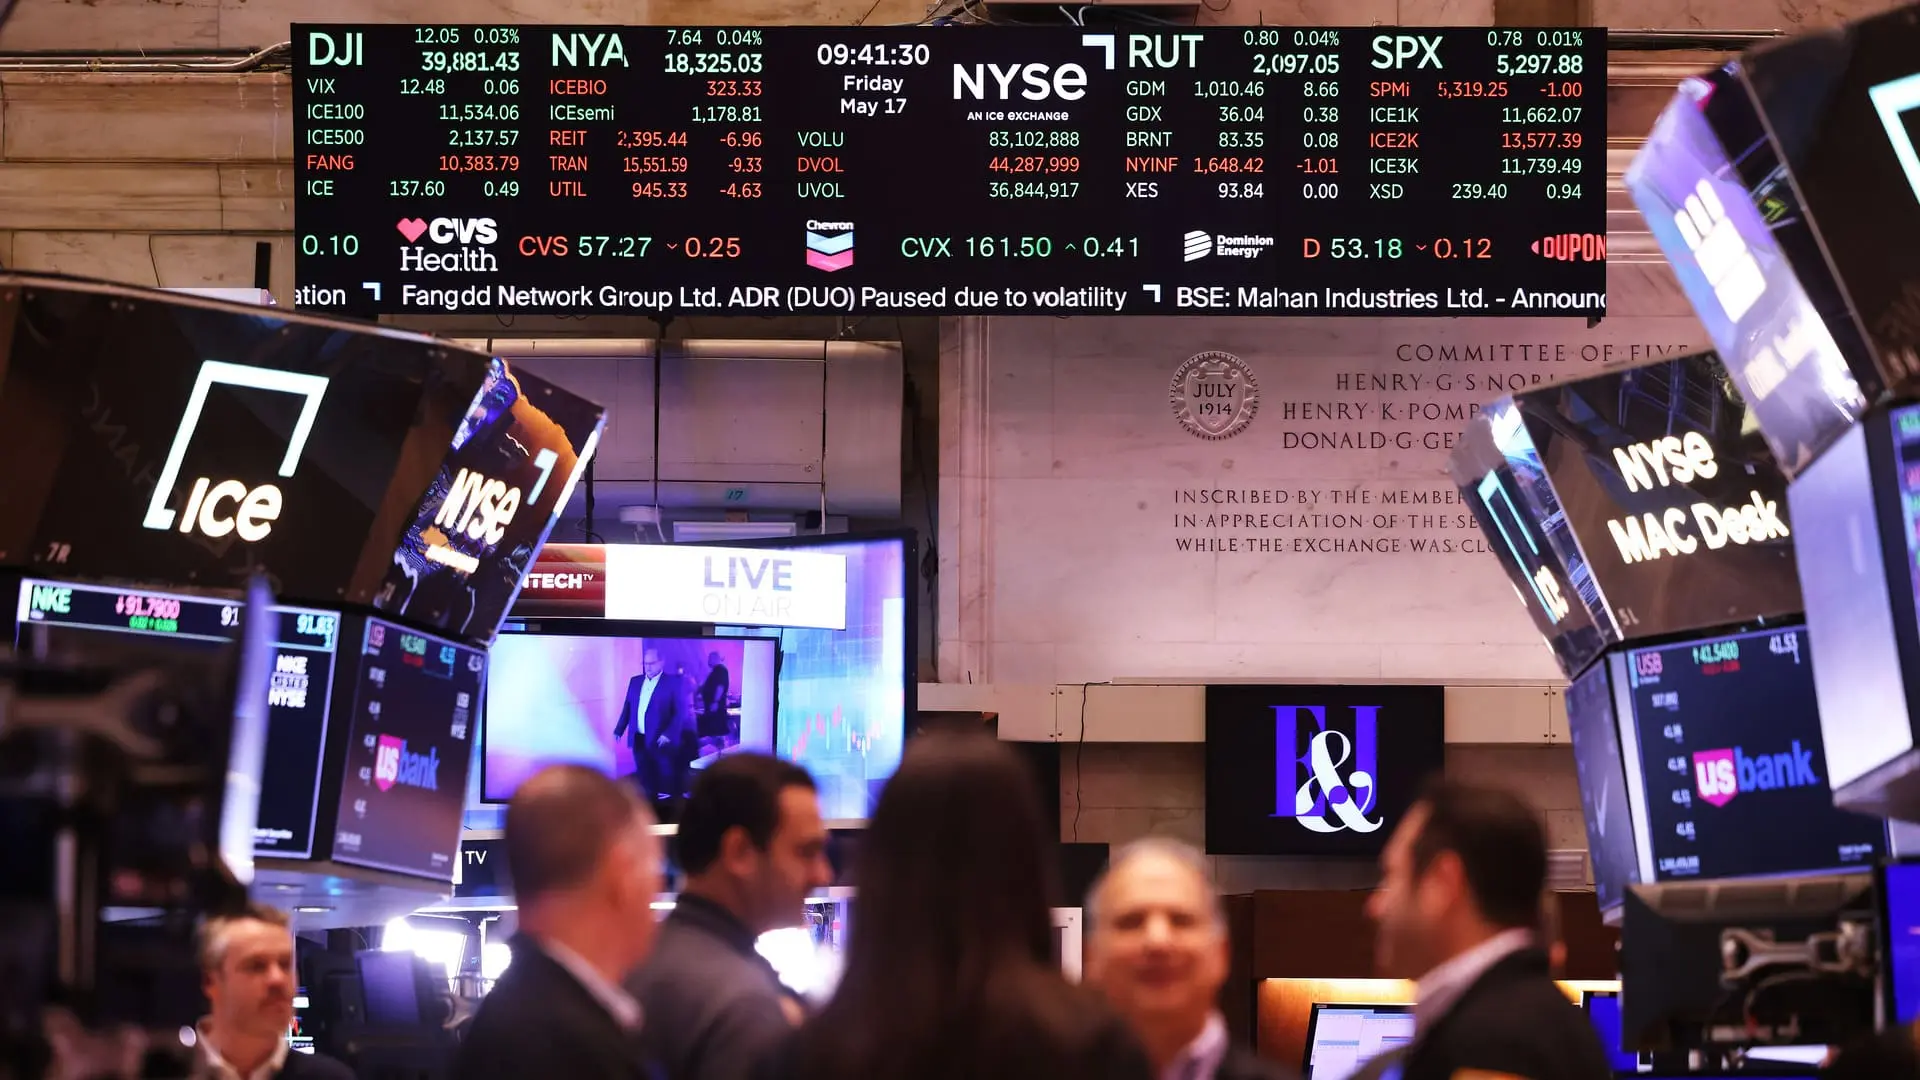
[1161,1012,1230,1080]
[670,893,762,956]
[1412,927,1533,1033]
[536,936,645,1032]
[194,1019,288,1080]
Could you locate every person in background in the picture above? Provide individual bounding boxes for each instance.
[1084,839,1296,1080]
[193,904,352,1080]
[453,765,664,1080]
[770,733,1154,1080]
[698,650,733,740]
[1364,778,1611,1080]
[613,647,697,801]
[629,754,833,1080]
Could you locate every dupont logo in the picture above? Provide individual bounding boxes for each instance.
[373,735,442,793]
[1693,740,1820,807]
[806,220,853,272]
[1183,230,1214,262]
[1533,232,1607,262]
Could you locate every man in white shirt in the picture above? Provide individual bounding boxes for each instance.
[614,647,696,802]
[193,905,352,1080]
[1363,778,1610,1080]
[453,764,666,1080]
[1085,839,1293,1080]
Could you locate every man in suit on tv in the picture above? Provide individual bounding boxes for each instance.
[698,651,733,740]
[1085,839,1295,1080]
[452,765,665,1080]
[613,647,697,802]
[1364,778,1611,1080]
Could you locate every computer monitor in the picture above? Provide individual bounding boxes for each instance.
[1300,1003,1413,1080]
[482,631,778,803]
[1881,860,1920,1024]
[356,950,422,1028]
[1583,990,1642,1071]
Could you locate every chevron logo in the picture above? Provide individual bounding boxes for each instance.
[805,224,854,272]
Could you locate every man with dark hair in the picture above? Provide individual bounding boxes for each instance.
[454,765,664,1080]
[698,650,732,739]
[614,646,697,801]
[628,753,834,1080]
[193,903,353,1080]
[1364,778,1611,1080]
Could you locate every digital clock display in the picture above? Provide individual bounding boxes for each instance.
[292,24,1606,318]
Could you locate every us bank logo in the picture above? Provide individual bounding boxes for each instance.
[1692,740,1821,807]
[374,734,442,793]
[1272,704,1381,834]
[806,220,854,272]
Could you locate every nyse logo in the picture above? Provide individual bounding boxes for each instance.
[141,361,330,543]
[373,735,442,793]
[1273,705,1381,834]
[1870,72,1920,206]
[951,62,1089,101]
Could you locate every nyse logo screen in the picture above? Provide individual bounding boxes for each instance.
[1204,685,1443,857]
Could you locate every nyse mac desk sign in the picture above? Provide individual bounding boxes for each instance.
[1512,348,1801,643]
[1204,684,1444,857]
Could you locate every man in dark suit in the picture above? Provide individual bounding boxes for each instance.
[1364,778,1612,1080]
[191,903,354,1080]
[697,651,733,739]
[613,646,696,801]
[628,754,834,1080]
[1085,839,1296,1080]
[453,765,665,1080]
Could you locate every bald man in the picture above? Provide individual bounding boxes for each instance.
[453,765,665,1080]
[1085,839,1296,1080]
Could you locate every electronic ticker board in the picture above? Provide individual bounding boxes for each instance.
[293,25,1608,318]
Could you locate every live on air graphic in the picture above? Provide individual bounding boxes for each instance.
[806,221,854,272]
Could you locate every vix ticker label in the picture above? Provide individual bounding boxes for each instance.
[373,734,442,792]
[1692,741,1821,807]
[1272,704,1381,834]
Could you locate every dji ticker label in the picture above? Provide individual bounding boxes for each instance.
[141,360,330,543]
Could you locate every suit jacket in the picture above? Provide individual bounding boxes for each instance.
[1398,948,1612,1080]
[613,672,695,757]
[628,895,797,1080]
[452,936,657,1080]
[1216,1046,1299,1080]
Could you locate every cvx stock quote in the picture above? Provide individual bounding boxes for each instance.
[294,24,1607,317]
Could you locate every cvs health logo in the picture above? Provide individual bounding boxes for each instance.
[1272,704,1381,834]
[398,216,499,273]
[373,734,442,792]
[1692,741,1821,807]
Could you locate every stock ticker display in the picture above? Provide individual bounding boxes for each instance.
[1623,625,1884,883]
[292,24,1608,318]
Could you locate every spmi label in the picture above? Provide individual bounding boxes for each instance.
[1603,433,1789,564]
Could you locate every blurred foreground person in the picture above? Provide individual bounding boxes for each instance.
[453,766,664,1080]
[1085,839,1295,1080]
[772,734,1153,1080]
[631,754,833,1080]
[194,905,352,1080]
[1364,779,1610,1080]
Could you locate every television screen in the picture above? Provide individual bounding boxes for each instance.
[1204,685,1446,857]
[1583,990,1641,1071]
[1564,663,1642,913]
[714,533,915,821]
[1512,349,1802,642]
[331,617,484,881]
[14,577,343,859]
[482,632,778,804]
[1884,862,1920,1024]
[1301,1004,1413,1080]
[1615,623,1884,883]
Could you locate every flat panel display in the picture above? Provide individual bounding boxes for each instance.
[1514,349,1801,640]
[715,533,914,821]
[482,632,777,803]
[331,616,484,881]
[1303,1004,1413,1080]
[1564,661,1640,912]
[14,577,342,859]
[290,25,1607,319]
[1885,861,1920,1024]
[1617,623,1884,883]
[1204,684,1445,857]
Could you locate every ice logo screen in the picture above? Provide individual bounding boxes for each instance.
[373,734,441,792]
[1273,705,1381,834]
[1692,741,1821,807]
[1870,72,1920,206]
